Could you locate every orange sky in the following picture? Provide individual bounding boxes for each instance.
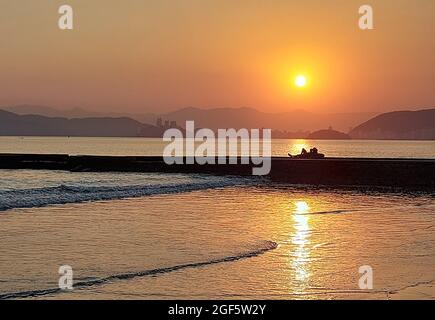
[0,0,434,114]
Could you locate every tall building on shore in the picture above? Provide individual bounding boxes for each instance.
[156,118,163,128]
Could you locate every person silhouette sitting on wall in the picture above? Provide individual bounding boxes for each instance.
[289,147,325,159]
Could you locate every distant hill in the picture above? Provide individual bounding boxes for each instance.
[2,105,376,132]
[163,107,376,132]
[2,105,158,125]
[306,129,351,140]
[1,105,100,119]
[349,109,435,140]
[3,106,433,139]
[0,110,164,137]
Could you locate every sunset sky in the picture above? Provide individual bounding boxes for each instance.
[0,0,434,114]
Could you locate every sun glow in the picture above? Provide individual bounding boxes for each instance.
[295,75,307,87]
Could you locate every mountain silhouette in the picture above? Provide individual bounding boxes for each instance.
[164,107,375,132]
[2,107,433,139]
[3,105,376,132]
[2,105,159,125]
[0,110,164,137]
[306,129,351,140]
[349,109,435,140]
[1,105,100,118]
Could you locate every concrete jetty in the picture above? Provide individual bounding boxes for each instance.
[0,153,434,188]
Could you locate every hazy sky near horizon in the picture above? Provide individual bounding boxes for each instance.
[0,0,434,114]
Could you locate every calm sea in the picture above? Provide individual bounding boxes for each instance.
[0,137,433,299]
[0,136,434,158]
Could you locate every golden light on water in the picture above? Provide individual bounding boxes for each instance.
[291,201,312,287]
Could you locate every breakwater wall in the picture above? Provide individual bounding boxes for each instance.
[0,154,434,188]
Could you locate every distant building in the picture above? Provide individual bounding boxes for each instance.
[156,118,177,129]
[156,118,163,128]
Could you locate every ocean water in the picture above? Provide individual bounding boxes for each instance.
[0,138,434,300]
[0,136,435,158]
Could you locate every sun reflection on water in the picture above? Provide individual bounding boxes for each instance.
[295,201,310,214]
[291,201,312,289]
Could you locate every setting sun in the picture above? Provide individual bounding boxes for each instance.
[295,75,308,88]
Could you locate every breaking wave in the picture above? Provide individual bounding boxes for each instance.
[0,175,254,212]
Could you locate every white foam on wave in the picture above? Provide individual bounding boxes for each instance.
[0,175,255,211]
